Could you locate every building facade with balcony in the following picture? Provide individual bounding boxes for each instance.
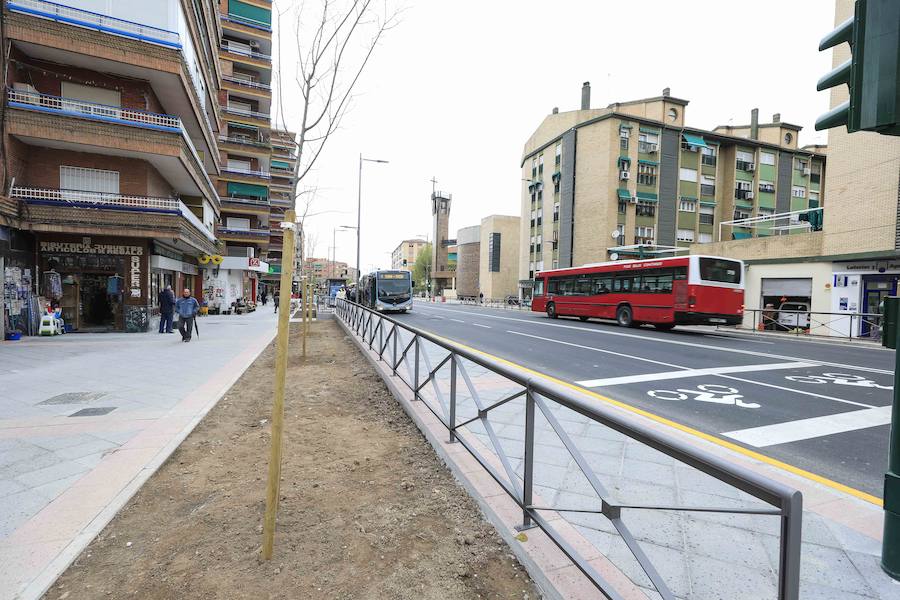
[517,83,826,301]
[689,0,900,339]
[390,238,428,272]
[1,0,222,333]
[262,127,297,289]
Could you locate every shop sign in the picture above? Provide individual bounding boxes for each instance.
[838,260,900,273]
[40,237,143,256]
[249,257,261,267]
[130,255,142,298]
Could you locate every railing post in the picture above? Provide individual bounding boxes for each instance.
[449,354,457,443]
[413,336,420,401]
[517,385,536,531]
[391,326,398,375]
[778,491,803,600]
[850,314,854,340]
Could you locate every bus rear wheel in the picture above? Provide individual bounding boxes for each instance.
[546,302,558,319]
[616,305,634,327]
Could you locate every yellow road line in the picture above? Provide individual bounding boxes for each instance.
[421,328,884,507]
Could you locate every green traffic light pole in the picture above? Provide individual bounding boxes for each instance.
[883,297,900,579]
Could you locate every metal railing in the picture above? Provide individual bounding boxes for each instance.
[221,195,269,206]
[6,0,181,48]
[11,186,178,212]
[218,134,271,148]
[178,201,216,242]
[222,105,271,121]
[222,75,272,91]
[742,308,883,341]
[220,43,271,61]
[7,89,180,129]
[222,166,271,179]
[335,299,802,600]
[216,227,270,237]
[221,12,272,32]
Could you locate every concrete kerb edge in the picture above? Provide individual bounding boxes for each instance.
[336,316,634,600]
[17,327,278,600]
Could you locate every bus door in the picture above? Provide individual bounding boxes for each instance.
[673,267,689,310]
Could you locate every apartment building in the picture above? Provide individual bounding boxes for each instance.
[390,238,427,271]
[304,257,348,282]
[1,0,223,333]
[212,0,276,307]
[518,83,825,300]
[692,0,900,338]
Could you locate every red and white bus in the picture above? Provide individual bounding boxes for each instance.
[531,255,744,329]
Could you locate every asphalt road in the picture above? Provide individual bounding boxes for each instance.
[393,301,895,499]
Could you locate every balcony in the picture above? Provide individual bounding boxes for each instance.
[217,226,271,243]
[700,184,716,197]
[221,105,271,125]
[219,43,271,63]
[222,75,272,93]
[6,0,181,48]
[220,12,272,34]
[218,134,271,153]
[221,166,271,180]
[6,89,218,204]
[11,186,216,251]
[735,189,753,201]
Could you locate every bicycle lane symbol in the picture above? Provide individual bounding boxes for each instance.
[784,372,892,390]
[647,384,760,409]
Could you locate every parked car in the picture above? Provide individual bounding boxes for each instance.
[777,302,810,330]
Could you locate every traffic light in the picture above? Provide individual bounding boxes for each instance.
[816,0,900,135]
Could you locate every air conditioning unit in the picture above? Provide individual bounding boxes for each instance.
[746,162,755,172]
[746,191,755,199]
[619,170,630,180]
[803,168,811,176]
[686,145,698,152]
[648,144,658,153]
[628,196,638,204]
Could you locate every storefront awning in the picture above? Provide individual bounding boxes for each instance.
[682,133,708,148]
[227,182,268,199]
[617,189,631,200]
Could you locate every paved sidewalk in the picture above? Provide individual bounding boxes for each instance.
[371,322,898,599]
[0,309,278,600]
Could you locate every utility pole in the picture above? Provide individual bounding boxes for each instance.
[262,209,297,560]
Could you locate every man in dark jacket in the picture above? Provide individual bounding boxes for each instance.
[158,285,176,334]
[175,288,200,342]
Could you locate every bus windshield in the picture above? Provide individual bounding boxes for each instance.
[698,258,741,284]
[377,274,410,297]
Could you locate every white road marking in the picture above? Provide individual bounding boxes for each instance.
[450,318,466,323]
[577,362,816,388]
[472,323,491,329]
[723,405,893,447]
[414,304,892,375]
[716,374,877,409]
[510,330,879,409]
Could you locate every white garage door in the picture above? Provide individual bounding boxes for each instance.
[761,278,812,297]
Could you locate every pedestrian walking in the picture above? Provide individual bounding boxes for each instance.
[273,290,280,313]
[261,289,268,306]
[158,285,176,334]
[175,288,200,343]
[479,292,484,305]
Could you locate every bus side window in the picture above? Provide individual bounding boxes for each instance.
[534,279,545,296]
[673,267,687,280]
[576,277,592,295]
[656,272,673,293]
[593,275,612,294]
[548,279,559,295]
[559,278,576,295]
[614,275,634,292]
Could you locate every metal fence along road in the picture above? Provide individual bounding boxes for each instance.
[335,299,803,600]
[742,308,883,340]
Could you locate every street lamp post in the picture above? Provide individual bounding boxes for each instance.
[357,154,389,288]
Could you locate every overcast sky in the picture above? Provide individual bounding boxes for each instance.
[274,0,835,273]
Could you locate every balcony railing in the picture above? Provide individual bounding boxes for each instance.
[222,195,269,207]
[6,0,181,48]
[222,166,271,179]
[220,43,271,62]
[222,75,272,92]
[11,185,178,213]
[8,88,181,130]
[221,13,272,32]
[218,134,271,148]
[222,105,271,121]
[179,201,216,242]
[217,227,270,237]
[700,184,716,197]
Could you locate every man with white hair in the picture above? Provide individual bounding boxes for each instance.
[175,288,200,342]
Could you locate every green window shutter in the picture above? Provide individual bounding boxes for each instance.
[228,0,272,25]
[271,160,290,169]
[617,189,631,200]
[636,191,658,200]
[227,182,268,199]
[681,133,708,148]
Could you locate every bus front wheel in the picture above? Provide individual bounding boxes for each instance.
[616,305,634,327]
[546,302,558,319]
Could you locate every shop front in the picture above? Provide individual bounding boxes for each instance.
[831,259,900,339]
[2,226,38,339]
[202,256,268,313]
[38,235,150,332]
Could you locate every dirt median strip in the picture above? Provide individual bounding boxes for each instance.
[45,320,539,600]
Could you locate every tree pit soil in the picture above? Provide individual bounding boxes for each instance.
[46,319,540,599]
